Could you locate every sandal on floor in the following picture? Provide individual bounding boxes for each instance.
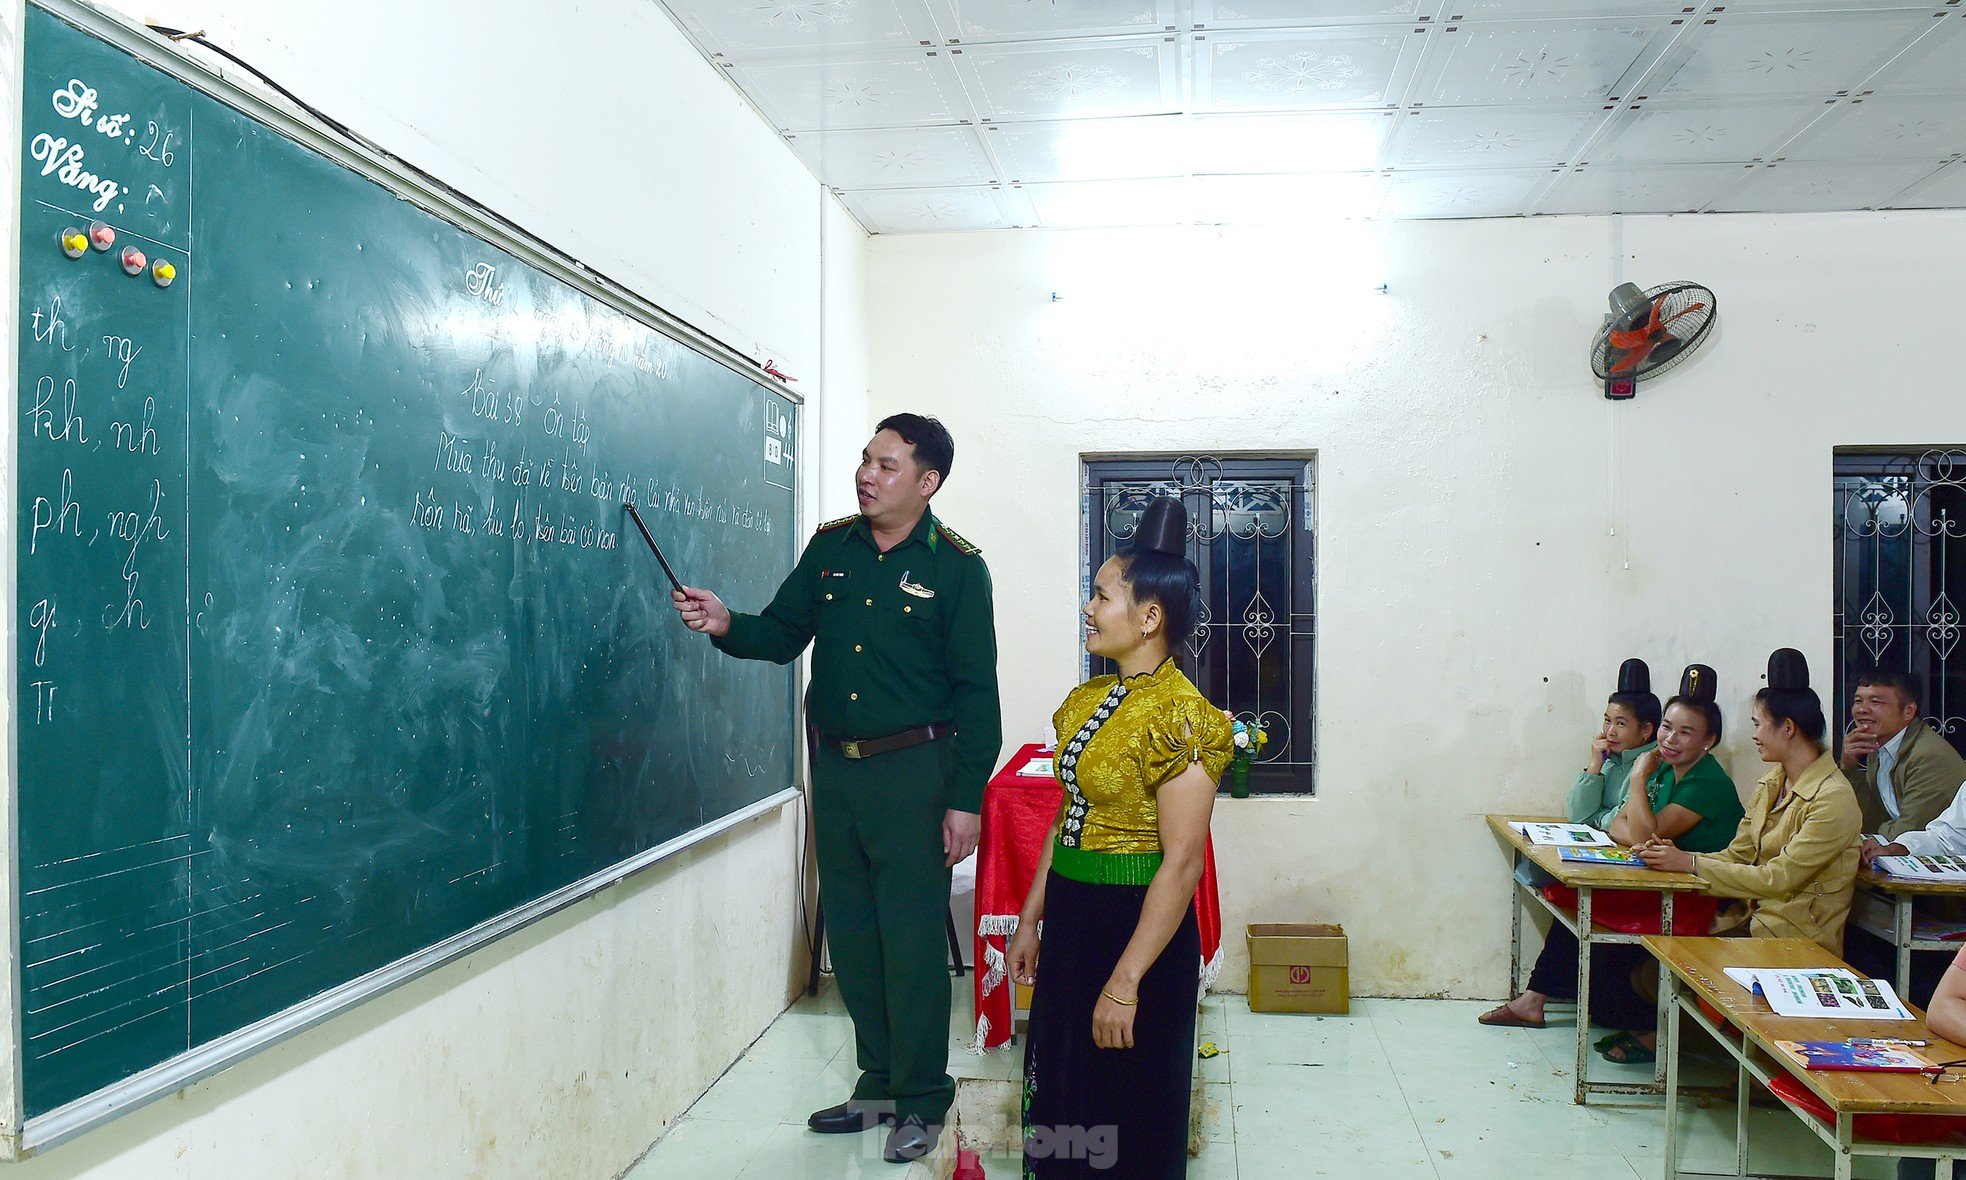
[1477,1003,1545,1029]
[1598,1031,1656,1065]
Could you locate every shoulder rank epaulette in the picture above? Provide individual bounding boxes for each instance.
[816,514,859,533]
[934,522,981,556]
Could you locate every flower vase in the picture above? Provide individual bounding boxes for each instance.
[1229,762,1250,799]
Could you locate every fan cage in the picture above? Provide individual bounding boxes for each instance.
[1589,281,1718,381]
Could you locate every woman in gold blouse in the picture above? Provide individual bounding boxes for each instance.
[1007,496,1233,1178]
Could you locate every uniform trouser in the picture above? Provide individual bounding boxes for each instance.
[811,738,956,1124]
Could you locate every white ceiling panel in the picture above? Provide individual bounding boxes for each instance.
[1191,111,1397,173]
[1537,162,1750,213]
[1379,167,1551,218]
[951,37,1179,121]
[1860,14,1966,96]
[1023,177,1194,226]
[1438,2,1705,18]
[1643,10,1938,101]
[1712,159,1942,212]
[1411,17,1682,107]
[1682,0,1945,12]
[1586,98,1827,165]
[1191,172,1389,221]
[1191,0,1438,31]
[652,0,1966,230]
[666,0,938,57]
[837,185,1022,231]
[729,51,968,131]
[1890,160,1966,208]
[1198,27,1426,111]
[923,0,1177,44]
[985,117,1190,182]
[1781,95,1966,163]
[1387,104,1606,167]
[786,125,998,188]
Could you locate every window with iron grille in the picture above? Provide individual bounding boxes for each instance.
[1833,448,1966,758]
[1081,456,1316,795]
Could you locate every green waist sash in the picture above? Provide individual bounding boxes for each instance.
[1050,841,1164,886]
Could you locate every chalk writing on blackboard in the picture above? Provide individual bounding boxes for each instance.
[30,295,74,351]
[100,334,140,386]
[464,261,504,306]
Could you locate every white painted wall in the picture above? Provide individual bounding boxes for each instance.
[868,213,1966,999]
[1,0,869,1173]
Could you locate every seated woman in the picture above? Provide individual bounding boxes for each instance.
[1588,665,1744,1063]
[1008,495,1233,1179]
[1513,659,1660,897]
[1481,664,1739,1036]
[1635,649,1863,1041]
[1570,658,1662,829]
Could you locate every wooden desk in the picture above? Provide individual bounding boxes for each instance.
[1644,935,1966,1180]
[1854,868,1966,994]
[1488,813,1708,1104]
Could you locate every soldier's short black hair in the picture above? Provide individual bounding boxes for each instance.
[876,413,954,490]
[1855,668,1921,711]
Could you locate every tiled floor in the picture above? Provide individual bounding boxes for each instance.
[628,979,1895,1179]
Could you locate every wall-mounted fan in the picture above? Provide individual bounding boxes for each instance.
[1589,281,1718,400]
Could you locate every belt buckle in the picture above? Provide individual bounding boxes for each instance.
[842,740,862,760]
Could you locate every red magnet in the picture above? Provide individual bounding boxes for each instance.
[87,221,115,251]
[60,228,88,258]
[120,246,147,275]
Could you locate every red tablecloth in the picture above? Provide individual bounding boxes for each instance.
[970,742,1223,1051]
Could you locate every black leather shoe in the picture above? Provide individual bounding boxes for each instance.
[806,1100,895,1134]
[882,1115,940,1163]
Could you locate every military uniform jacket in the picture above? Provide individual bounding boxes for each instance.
[712,511,1002,812]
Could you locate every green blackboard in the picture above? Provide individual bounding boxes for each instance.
[15,1,798,1136]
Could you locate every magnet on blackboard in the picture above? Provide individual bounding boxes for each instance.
[120,246,147,275]
[151,260,176,288]
[88,221,116,251]
[60,228,88,258]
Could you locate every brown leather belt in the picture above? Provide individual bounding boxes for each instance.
[825,723,955,761]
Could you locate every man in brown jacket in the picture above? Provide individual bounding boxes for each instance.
[1842,670,1966,841]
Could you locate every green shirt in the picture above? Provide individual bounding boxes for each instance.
[1639,752,1745,854]
[712,511,1002,812]
[1568,742,1654,829]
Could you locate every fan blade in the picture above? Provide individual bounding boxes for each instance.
[1658,301,1707,328]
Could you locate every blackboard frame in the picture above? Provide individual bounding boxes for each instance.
[6,0,805,1155]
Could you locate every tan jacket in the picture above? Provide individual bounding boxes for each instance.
[1692,752,1862,955]
[1850,721,1966,841]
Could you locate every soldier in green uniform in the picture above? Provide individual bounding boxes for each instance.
[673,413,1002,1163]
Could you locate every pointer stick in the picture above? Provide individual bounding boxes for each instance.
[624,503,684,594]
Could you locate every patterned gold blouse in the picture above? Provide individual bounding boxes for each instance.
[1051,658,1235,859]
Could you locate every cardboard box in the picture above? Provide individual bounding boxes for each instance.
[1246,923,1349,1014]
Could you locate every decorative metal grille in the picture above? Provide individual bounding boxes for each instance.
[1082,456,1315,794]
[1833,448,1966,757]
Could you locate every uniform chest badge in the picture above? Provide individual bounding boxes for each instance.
[899,572,935,599]
[820,569,849,579]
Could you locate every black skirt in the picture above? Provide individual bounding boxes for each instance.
[1023,871,1199,1179]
